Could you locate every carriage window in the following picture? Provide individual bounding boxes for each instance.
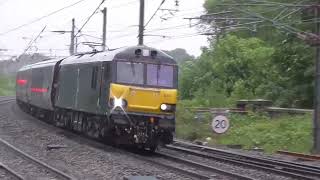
[147,64,174,88]
[117,62,143,85]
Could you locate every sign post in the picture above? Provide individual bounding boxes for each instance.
[212,115,230,134]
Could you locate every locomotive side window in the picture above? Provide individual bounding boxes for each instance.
[91,66,98,89]
[104,62,112,83]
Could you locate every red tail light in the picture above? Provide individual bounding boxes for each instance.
[17,79,27,86]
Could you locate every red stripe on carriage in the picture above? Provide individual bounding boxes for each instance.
[31,88,48,93]
[17,79,27,86]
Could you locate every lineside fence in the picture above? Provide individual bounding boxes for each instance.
[185,99,313,119]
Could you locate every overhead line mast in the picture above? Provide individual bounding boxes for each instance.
[138,0,145,45]
[70,18,75,55]
[102,7,107,51]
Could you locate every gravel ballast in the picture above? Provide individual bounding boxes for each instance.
[0,102,193,180]
[1,100,319,180]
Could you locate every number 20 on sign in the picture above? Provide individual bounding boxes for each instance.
[212,115,230,134]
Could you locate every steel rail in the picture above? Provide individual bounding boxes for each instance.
[172,140,320,179]
[0,99,16,104]
[165,144,318,180]
[155,152,255,180]
[0,138,75,180]
[277,150,320,161]
[0,98,16,104]
[0,163,24,180]
[174,139,320,171]
[0,96,15,100]
[174,140,320,173]
[138,155,212,180]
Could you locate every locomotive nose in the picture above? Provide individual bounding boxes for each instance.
[110,83,177,114]
[128,87,161,111]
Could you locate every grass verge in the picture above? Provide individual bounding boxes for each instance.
[0,75,15,96]
[176,104,312,153]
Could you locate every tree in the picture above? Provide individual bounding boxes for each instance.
[179,35,275,106]
[164,48,195,64]
[178,0,317,108]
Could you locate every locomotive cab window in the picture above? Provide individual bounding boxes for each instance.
[147,64,174,88]
[116,62,144,85]
[116,60,177,88]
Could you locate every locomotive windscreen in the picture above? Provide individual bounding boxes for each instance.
[146,64,173,88]
[116,61,176,88]
[116,62,144,85]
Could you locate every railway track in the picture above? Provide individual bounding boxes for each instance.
[277,150,320,161]
[168,139,320,180]
[150,151,255,180]
[0,98,75,180]
[0,137,75,180]
[0,163,24,180]
[3,97,317,179]
[0,97,16,104]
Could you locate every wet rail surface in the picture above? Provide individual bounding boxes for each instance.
[277,150,320,161]
[151,151,254,180]
[0,163,24,180]
[168,139,320,180]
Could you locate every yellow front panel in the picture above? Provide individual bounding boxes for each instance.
[110,83,177,114]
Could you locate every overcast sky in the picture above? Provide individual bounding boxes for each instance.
[0,0,208,59]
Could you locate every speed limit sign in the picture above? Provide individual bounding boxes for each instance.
[212,115,230,134]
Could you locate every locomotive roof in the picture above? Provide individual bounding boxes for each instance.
[60,45,176,66]
[18,46,177,72]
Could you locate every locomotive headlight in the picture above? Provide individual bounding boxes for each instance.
[160,104,175,112]
[110,97,127,108]
[160,104,168,111]
[114,98,124,107]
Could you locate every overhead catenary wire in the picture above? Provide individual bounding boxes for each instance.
[248,0,307,6]
[232,6,303,35]
[21,26,47,55]
[271,0,305,20]
[145,32,208,45]
[144,0,166,28]
[3,0,204,57]
[0,0,88,36]
[108,22,200,41]
[74,0,106,37]
[216,2,312,7]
